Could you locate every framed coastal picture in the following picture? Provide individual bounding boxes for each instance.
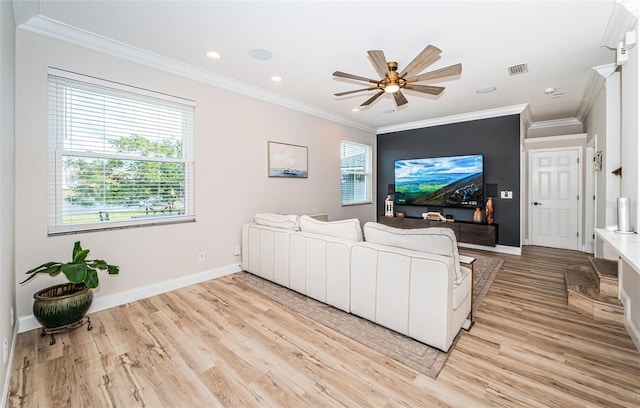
[268,141,308,178]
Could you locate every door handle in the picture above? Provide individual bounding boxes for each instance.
[532,201,542,206]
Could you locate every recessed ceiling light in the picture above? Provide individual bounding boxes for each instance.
[205,51,222,60]
[270,76,283,83]
[476,87,497,94]
[248,48,272,60]
[544,87,556,94]
[351,108,360,112]
[381,108,396,113]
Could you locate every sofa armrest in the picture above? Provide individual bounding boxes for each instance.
[458,254,475,330]
[459,255,476,269]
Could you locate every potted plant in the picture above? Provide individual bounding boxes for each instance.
[21,241,119,338]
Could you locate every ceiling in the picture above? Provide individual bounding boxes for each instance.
[15,0,623,131]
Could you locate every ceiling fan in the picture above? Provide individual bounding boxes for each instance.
[332,45,462,107]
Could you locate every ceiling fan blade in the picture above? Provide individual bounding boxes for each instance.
[399,45,442,78]
[405,63,462,83]
[333,71,380,84]
[367,50,389,79]
[334,87,379,96]
[361,90,385,106]
[393,91,408,107]
[403,84,445,95]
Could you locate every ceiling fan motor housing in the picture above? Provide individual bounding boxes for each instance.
[383,61,401,92]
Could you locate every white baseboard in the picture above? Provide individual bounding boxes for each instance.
[458,242,522,256]
[18,263,242,333]
[1,322,19,408]
[620,286,640,353]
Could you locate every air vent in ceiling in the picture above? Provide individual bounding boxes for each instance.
[507,63,529,76]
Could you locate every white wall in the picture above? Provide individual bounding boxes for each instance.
[0,0,16,405]
[14,30,376,327]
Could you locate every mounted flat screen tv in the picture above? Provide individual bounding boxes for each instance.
[394,154,484,208]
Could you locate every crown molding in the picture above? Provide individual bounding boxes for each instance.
[17,15,376,134]
[520,104,534,130]
[593,62,619,79]
[376,104,529,134]
[601,1,638,48]
[624,0,640,18]
[11,0,39,26]
[524,133,587,145]
[575,64,615,122]
[528,117,582,130]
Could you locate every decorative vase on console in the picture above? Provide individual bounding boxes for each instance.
[473,208,483,223]
[485,197,494,224]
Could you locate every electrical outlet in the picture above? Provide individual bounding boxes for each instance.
[3,338,8,365]
[198,252,205,262]
[233,246,241,256]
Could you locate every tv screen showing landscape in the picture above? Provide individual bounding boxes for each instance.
[394,154,484,208]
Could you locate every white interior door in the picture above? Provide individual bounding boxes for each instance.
[530,149,580,250]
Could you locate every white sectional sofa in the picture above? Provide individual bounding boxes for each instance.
[241,214,472,352]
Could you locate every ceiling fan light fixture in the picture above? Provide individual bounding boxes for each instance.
[384,83,400,93]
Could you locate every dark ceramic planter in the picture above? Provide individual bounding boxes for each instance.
[33,283,93,329]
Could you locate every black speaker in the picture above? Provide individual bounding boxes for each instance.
[388,184,395,194]
[486,183,498,198]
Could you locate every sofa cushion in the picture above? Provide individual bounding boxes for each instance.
[363,222,462,283]
[253,213,300,230]
[299,215,363,242]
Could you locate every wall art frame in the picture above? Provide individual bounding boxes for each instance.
[268,141,308,178]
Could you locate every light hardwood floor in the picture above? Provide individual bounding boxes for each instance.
[9,246,640,407]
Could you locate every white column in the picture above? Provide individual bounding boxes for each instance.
[593,65,621,230]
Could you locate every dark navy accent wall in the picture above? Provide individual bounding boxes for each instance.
[377,114,521,247]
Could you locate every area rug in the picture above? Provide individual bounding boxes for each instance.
[232,253,503,378]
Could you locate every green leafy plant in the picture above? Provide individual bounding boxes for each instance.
[21,241,119,289]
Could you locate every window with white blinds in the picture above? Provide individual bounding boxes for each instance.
[340,140,371,205]
[48,68,195,235]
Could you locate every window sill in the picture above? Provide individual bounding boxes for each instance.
[48,216,195,236]
[341,201,373,207]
